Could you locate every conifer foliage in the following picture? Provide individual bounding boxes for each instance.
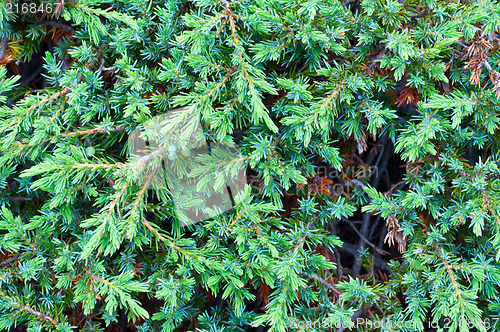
[1,0,500,331]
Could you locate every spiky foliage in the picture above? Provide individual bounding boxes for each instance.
[1,0,500,332]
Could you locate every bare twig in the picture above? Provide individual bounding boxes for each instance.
[352,212,371,276]
[8,196,27,203]
[0,254,21,266]
[362,48,387,75]
[342,218,389,256]
[0,290,59,326]
[483,60,492,72]
[16,126,125,150]
[434,243,462,299]
[129,161,161,218]
[339,242,392,273]
[301,272,340,294]
[385,180,406,197]
[69,163,126,170]
[352,137,393,275]
[0,38,7,60]
[19,305,58,325]
[349,179,368,193]
[60,126,126,138]
[411,9,431,19]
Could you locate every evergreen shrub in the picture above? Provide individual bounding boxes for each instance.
[1,0,500,331]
